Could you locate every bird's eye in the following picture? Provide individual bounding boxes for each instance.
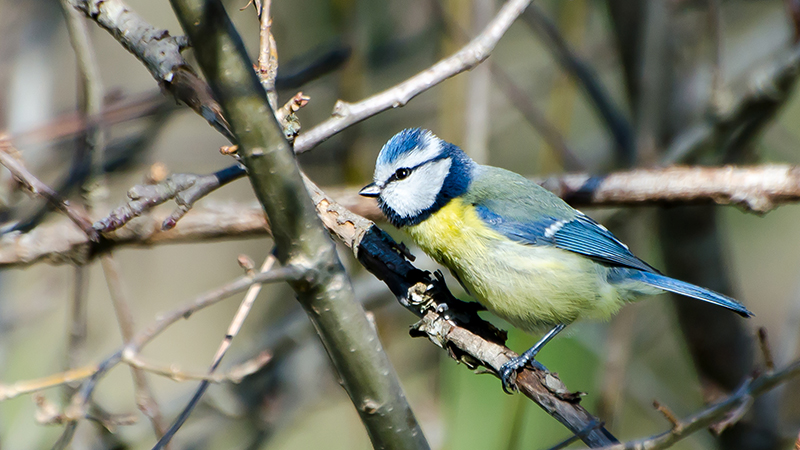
[395,168,411,180]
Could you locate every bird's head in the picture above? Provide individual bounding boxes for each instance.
[359,128,476,227]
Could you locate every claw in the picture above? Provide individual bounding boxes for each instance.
[498,324,566,394]
[499,356,548,394]
[500,359,523,394]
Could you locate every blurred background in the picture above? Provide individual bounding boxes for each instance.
[1,0,800,449]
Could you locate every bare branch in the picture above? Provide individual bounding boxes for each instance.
[155,254,278,446]
[0,366,98,402]
[50,264,302,443]
[254,0,278,109]
[0,201,270,268]
[6,164,800,269]
[0,140,98,240]
[292,0,535,154]
[65,0,233,140]
[542,164,800,213]
[664,43,800,164]
[124,350,272,384]
[101,255,169,440]
[599,358,800,450]
[0,350,270,403]
[11,92,173,147]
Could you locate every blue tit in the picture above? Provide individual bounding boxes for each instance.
[359,128,753,392]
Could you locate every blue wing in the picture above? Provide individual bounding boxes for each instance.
[475,206,659,273]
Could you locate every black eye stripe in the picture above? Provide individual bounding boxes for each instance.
[386,155,448,184]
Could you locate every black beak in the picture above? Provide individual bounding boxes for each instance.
[359,183,380,198]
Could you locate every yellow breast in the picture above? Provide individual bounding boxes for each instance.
[403,198,626,332]
[405,198,501,264]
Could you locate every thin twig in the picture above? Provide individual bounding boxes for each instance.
[124,351,272,384]
[0,351,269,404]
[0,366,98,402]
[0,140,98,240]
[125,266,303,354]
[101,256,169,440]
[292,0,535,154]
[254,0,278,109]
[598,358,800,450]
[652,400,682,432]
[49,265,302,448]
[152,254,277,448]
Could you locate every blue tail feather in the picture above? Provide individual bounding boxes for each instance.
[625,270,753,318]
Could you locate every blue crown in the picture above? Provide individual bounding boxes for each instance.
[377,128,436,166]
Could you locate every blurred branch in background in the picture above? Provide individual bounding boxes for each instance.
[599,357,800,450]
[3,164,800,269]
[663,42,800,165]
[521,3,634,167]
[431,0,583,170]
[292,0,536,154]
[606,1,799,448]
[59,0,171,443]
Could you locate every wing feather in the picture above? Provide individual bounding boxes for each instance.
[475,206,658,273]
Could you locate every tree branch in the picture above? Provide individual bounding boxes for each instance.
[65,0,233,140]
[599,359,800,450]
[165,1,430,449]
[292,0,535,154]
[4,164,800,269]
[663,42,800,164]
[0,140,98,240]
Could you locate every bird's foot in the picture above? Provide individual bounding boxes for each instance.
[499,355,547,394]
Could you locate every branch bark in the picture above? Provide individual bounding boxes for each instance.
[65,0,233,140]
[166,1,429,449]
[4,164,800,269]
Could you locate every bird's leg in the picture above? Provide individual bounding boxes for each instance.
[499,323,566,394]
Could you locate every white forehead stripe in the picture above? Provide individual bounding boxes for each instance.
[379,158,452,218]
[374,132,443,184]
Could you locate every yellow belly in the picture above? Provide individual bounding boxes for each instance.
[404,199,626,332]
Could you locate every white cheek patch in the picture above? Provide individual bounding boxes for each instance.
[374,133,442,184]
[381,158,452,218]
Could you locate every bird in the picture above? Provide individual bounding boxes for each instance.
[359,128,753,393]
